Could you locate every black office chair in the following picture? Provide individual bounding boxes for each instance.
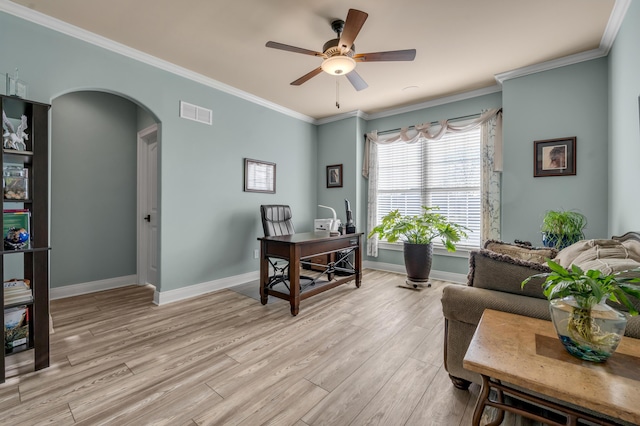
[260,205,314,292]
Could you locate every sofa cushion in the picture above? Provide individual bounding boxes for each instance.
[484,240,557,264]
[553,239,640,275]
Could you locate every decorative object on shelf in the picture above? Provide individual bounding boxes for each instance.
[3,209,30,250]
[534,137,576,177]
[540,209,587,249]
[326,164,343,188]
[3,165,29,200]
[522,260,640,362]
[5,68,27,99]
[244,158,276,193]
[368,206,468,287]
[2,110,29,151]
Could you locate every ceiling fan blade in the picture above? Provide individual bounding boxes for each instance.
[346,70,368,91]
[338,9,368,52]
[354,49,417,62]
[266,41,324,57]
[291,67,323,86]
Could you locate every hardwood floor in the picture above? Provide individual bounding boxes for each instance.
[1,269,520,425]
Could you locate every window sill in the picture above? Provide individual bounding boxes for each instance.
[377,241,475,258]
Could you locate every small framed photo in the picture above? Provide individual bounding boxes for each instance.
[534,137,576,177]
[244,158,275,193]
[326,164,343,188]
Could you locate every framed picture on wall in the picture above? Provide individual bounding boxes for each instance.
[533,137,576,177]
[244,158,276,193]
[326,164,343,188]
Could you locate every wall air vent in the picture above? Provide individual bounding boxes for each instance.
[179,101,212,125]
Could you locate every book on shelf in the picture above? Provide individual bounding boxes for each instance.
[4,305,29,354]
[3,209,30,250]
[3,279,32,306]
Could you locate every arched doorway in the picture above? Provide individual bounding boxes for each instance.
[49,90,160,299]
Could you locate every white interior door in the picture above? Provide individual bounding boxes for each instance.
[137,125,158,288]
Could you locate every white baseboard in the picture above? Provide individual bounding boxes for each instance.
[153,271,259,305]
[363,261,467,284]
[50,265,465,304]
[50,275,138,300]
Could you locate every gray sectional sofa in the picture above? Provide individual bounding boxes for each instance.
[441,232,640,390]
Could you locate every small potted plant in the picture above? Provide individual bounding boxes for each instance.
[540,209,586,249]
[368,206,469,286]
[522,260,640,362]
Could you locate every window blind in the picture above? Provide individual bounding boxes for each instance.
[375,126,481,248]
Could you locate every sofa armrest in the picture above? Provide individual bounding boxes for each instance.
[441,285,551,326]
[468,249,551,299]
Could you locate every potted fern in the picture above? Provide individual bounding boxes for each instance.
[522,260,640,362]
[368,206,468,287]
[541,209,586,249]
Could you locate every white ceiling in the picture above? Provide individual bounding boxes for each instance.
[7,0,618,120]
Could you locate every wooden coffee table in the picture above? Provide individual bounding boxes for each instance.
[463,309,640,426]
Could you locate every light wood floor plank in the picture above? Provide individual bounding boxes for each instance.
[350,357,439,426]
[0,270,542,425]
[301,324,429,425]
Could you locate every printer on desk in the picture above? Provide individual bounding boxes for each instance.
[314,199,356,235]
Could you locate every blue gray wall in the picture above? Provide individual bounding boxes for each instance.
[1,11,317,293]
[51,91,138,287]
[2,5,638,292]
[608,0,640,235]
[502,58,609,245]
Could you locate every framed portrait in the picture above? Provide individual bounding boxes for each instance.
[244,158,276,193]
[326,164,343,188]
[533,137,576,177]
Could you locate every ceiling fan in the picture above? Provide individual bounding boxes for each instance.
[265,8,416,91]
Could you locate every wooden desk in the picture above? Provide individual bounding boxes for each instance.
[258,231,362,316]
[463,309,640,426]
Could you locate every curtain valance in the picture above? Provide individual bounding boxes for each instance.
[362,108,502,178]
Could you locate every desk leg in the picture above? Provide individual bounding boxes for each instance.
[259,240,268,305]
[289,245,300,316]
[355,236,362,288]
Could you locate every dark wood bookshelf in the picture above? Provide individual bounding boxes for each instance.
[1,95,50,383]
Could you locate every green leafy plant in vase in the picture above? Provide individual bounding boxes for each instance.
[522,260,640,362]
[540,209,587,250]
[368,206,469,286]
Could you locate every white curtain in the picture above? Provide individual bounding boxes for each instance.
[364,109,503,257]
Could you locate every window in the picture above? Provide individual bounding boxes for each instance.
[375,126,481,249]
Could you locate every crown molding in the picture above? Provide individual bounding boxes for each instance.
[600,0,631,55]
[314,110,370,126]
[494,48,608,84]
[1,0,629,126]
[495,0,629,84]
[0,0,316,124]
[366,85,503,121]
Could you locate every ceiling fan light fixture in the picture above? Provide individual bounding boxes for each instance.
[321,56,356,75]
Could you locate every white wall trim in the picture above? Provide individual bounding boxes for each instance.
[367,85,504,121]
[363,261,467,284]
[494,0,629,85]
[494,48,608,84]
[600,0,632,55]
[50,275,138,300]
[0,0,315,124]
[1,0,629,127]
[153,271,259,305]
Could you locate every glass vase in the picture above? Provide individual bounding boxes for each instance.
[549,296,628,362]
